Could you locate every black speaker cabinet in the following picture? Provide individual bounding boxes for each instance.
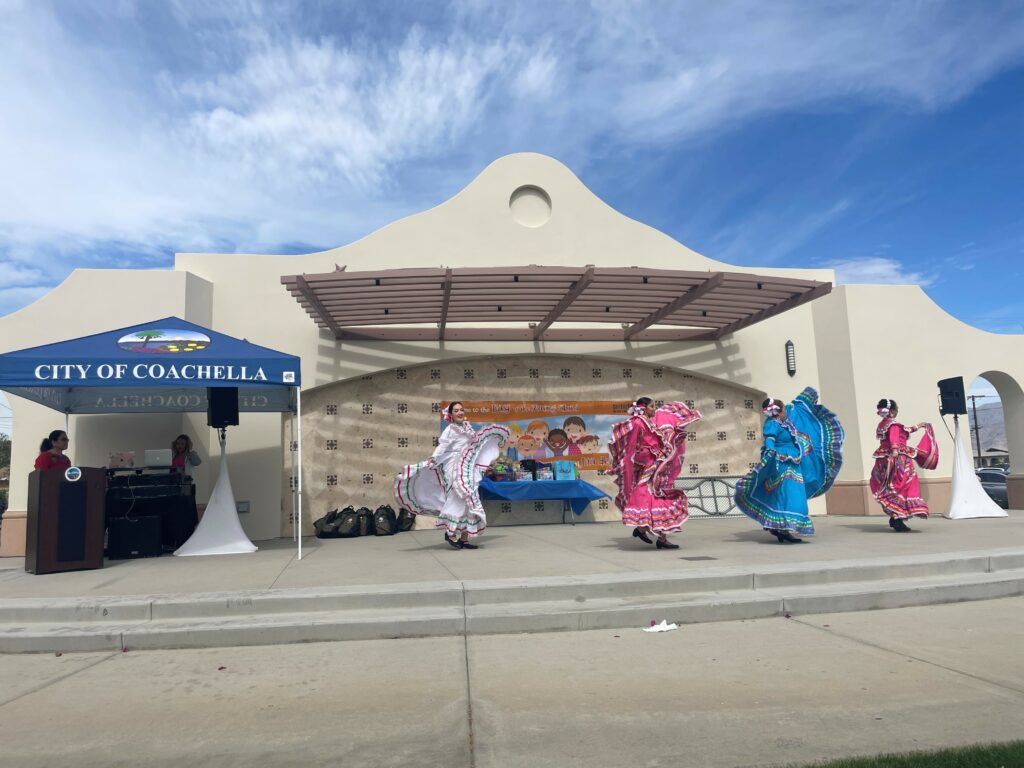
[938,376,967,415]
[207,386,239,427]
[108,515,162,559]
[26,467,106,574]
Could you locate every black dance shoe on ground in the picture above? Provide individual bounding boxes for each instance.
[460,540,479,550]
[633,527,653,544]
[888,517,897,529]
[893,518,912,533]
[772,530,803,544]
[655,539,679,549]
[445,534,463,549]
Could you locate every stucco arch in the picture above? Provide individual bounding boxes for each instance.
[973,372,1024,511]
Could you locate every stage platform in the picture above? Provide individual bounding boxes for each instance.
[0,513,1021,653]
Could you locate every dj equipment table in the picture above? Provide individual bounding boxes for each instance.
[106,469,198,552]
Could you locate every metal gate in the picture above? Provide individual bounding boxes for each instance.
[675,475,743,518]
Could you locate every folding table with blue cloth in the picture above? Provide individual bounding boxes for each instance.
[478,474,610,524]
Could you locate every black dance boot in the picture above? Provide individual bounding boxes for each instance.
[656,538,679,549]
[633,527,653,544]
[893,518,912,532]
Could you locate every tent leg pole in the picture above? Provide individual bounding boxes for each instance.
[290,411,296,542]
[296,388,303,561]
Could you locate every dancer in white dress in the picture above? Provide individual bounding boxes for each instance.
[394,402,510,549]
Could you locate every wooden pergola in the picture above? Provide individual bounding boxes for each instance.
[281,266,831,341]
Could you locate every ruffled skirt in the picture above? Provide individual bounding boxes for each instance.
[394,425,507,537]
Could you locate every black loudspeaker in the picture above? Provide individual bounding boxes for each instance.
[207,387,239,427]
[938,376,967,415]
[108,516,162,559]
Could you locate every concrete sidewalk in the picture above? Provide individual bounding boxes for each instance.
[0,596,1021,768]
[1,514,1021,598]
[0,513,1021,653]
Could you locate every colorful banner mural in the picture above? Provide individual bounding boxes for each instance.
[452,400,630,472]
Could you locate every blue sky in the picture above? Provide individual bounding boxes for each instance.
[1,0,1023,426]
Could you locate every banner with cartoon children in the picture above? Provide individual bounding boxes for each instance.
[452,400,630,472]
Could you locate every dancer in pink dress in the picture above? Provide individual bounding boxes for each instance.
[608,397,702,549]
[869,398,938,532]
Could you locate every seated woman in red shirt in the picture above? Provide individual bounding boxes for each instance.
[34,430,71,471]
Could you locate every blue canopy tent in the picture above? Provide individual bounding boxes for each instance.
[0,317,307,558]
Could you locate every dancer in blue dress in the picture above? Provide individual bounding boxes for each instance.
[735,387,844,543]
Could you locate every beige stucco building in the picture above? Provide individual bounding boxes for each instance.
[1,152,1021,555]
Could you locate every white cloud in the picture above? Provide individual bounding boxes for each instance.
[0,286,51,316]
[824,256,936,286]
[0,260,46,287]
[1,0,1023,316]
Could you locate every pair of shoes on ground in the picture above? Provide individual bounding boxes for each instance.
[444,533,478,550]
[769,529,803,544]
[633,527,679,549]
[888,517,912,532]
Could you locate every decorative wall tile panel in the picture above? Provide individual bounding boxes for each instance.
[295,355,763,530]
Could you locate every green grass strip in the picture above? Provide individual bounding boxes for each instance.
[787,740,1024,767]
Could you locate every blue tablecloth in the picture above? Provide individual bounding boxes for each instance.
[478,479,610,516]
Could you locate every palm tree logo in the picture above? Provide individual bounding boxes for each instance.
[117,329,211,353]
[135,330,164,348]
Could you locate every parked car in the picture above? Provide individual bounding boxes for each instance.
[976,467,1009,509]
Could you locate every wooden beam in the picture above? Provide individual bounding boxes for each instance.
[624,272,724,339]
[437,268,453,340]
[331,327,719,342]
[712,282,832,339]
[294,275,346,339]
[532,267,594,339]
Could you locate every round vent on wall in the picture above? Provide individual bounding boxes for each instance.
[509,185,552,228]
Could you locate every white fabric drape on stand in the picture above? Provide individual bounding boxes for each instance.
[944,417,1008,519]
[175,430,258,556]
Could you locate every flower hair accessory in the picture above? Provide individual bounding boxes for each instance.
[762,403,782,416]
[442,409,453,423]
[628,404,646,417]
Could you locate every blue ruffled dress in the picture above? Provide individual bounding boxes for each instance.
[735,387,844,536]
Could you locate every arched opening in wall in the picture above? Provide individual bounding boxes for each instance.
[290,353,765,533]
[0,392,11,517]
[968,372,1024,509]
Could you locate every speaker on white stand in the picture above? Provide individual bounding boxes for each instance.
[943,415,1008,520]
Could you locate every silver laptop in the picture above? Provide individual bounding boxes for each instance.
[144,448,173,466]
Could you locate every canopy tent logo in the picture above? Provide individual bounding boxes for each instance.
[117,329,211,354]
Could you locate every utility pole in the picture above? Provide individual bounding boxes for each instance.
[967,394,996,467]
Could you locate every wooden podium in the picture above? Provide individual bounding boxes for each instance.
[25,467,106,574]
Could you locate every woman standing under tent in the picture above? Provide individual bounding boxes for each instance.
[170,434,202,477]
[394,402,510,550]
[34,430,71,471]
[869,398,938,532]
[735,387,845,543]
[608,397,702,550]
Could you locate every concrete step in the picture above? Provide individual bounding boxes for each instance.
[1,552,1022,653]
